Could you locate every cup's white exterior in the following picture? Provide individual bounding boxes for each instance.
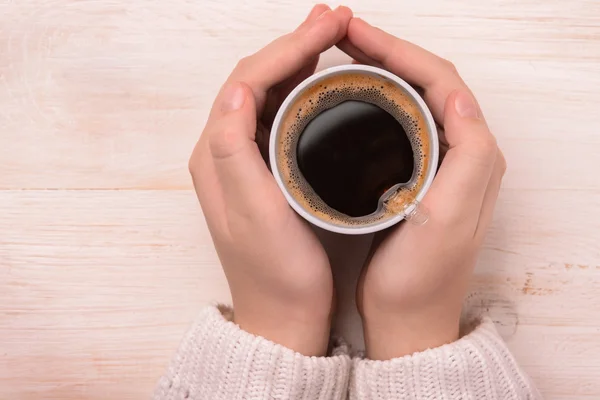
[269,65,439,235]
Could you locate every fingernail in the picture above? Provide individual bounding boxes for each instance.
[454,90,480,119]
[333,6,354,19]
[316,9,332,21]
[334,5,353,18]
[307,4,329,20]
[221,83,246,113]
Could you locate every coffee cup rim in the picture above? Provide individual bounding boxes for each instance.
[269,64,439,235]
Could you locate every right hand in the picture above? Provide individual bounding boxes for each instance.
[338,18,507,360]
[189,5,353,356]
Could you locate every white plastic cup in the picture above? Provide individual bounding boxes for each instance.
[269,65,439,235]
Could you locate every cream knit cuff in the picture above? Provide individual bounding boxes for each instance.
[349,317,542,399]
[153,305,351,400]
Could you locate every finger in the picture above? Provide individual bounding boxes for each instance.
[339,18,474,123]
[274,3,333,102]
[261,6,331,124]
[262,55,320,125]
[277,55,320,100]
[436,123,448,146]
[423,90,497,229]
[346,18,450,86]
[205,82,282,221]
[277,3,333,92]
[474,149,507,240]
[337,37,384,69]
[295,4,332,32]
[225,6,353,112]
[438,141,449,169]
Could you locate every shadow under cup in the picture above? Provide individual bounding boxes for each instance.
[269,65,439,235]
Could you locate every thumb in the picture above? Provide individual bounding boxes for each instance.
[207,82,282,218]
[423,90,497,224]
[208,82,258,158]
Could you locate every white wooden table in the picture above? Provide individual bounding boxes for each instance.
[1,1,599,398]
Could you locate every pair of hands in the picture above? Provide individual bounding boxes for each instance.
[189,5,506,359]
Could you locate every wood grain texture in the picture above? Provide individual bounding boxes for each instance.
[1,0,599,399]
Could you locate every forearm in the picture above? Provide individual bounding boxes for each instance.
[153,305,351,400]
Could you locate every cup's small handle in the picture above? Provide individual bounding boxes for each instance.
[403,201,429,226]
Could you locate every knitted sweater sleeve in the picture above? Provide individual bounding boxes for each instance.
[152,305,351,400]
[349,317,542,399]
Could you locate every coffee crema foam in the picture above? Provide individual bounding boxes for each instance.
[276,72,431,227]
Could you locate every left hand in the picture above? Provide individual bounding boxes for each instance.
[338,18,506,359]
[188,5,353,356]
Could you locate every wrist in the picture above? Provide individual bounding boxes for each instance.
[232,302,332,356]
[362,303,461,360]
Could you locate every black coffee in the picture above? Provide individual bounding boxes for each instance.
[296,100,414,217]
[275,72,431,227]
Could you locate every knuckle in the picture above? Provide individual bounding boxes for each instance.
[188,155,196,176]
[208,127,245,159]
[188,139,207,179]
[462,136,498,168]
[497,150,508,175]
[474,136,498,159]
[188,153,200,178]
[235,56,252,71]
[442,58,458,74]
